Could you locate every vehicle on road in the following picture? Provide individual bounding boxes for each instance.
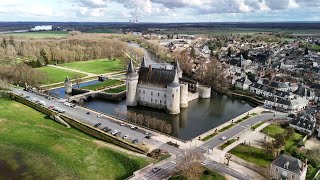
[123,135,129,139]
[144,132,149,135]
[57,109,65,113]
[48,106,55,109]
[97,114,103,118]
[86,112,91,115]
[152,167,161,173]
[94,123,101,127]
[220,136,227,141]
[25,95,30,99]
[132,139,139,143]
[38,101,46,106]
[131,126,138,130]
[102,127,111,132]
[120,123,125,126]
[145,135,151,139]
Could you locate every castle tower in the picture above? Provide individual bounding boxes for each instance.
[64,76,72,94]
[126,59,139,106]
[167,70,180,114]
[174,60,183,78]
[180,83,188,108]
[141,57,147,67]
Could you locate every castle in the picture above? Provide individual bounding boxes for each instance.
[126,58,211,114]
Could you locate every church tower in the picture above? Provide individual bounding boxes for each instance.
[126,60,139,106]
[64,76,72,94]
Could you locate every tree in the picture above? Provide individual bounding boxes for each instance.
[227,47,232,57]
[304,47,309,55]
[274,134,285,149]
[263,142,276,158]
[190,46,196,59]
[285,126,295,139]
[175,151,203,179]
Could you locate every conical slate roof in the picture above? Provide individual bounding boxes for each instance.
[126,59,138,77]
[141,57,147,67]
[65,76,70,83]
[168,69,180,88]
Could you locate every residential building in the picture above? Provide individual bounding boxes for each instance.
[289,113,316,136]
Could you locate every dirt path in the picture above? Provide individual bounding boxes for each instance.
[47,65,96,76]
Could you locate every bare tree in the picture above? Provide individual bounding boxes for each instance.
[175,151,203,179]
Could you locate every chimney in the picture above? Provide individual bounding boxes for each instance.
[148,65,152,72]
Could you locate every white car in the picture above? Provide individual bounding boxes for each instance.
[111,130,118,135]
[123,135,129,139]
[120,123,125,126]
[220,136,227,141]
[38,101,46,106]
[97,114,103,118]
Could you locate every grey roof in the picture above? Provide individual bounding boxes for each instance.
[236,77,252,85]
[270,81,288,89]
[272,154,305,175]
[65,76,70,83]
[141,57,147,67]
[290,113,316,131]
[138,66,175,88]
[294,85,315,97]
[126,60,138,77]
[274,90,290,98]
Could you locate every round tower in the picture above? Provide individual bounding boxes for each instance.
[180,83,188,108]
[167,70,180,114]
[126,60,138,106]
[64,76,72,94]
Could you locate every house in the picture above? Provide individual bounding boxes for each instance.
[264,96,308,113]
[235,77,252,90]
[270,154,307,180]
[294,84,315,100]
[289,113,316,136]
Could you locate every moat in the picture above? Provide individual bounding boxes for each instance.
[51,42,254,140]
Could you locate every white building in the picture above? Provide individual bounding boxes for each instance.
[264,96,308,113]
[235,77,252,90]
[126,59,211,114]
[270,154,307,180]
[289,113,316,136]
[30,25,53,31]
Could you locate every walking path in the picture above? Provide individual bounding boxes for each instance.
[47,64,96,76]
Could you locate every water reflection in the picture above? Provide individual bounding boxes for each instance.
[82,93,253,140]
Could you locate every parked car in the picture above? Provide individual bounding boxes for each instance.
[123,135,129,139]
[132,139,139,143]
[48,106,55,109]
[145,135,151,139]
[102,127,111,132]
[38,101,46,106]
[94,123,101,127]
[57,109,65,113]
[120,123,126,126]
[111,130,119,135]
[220,136,227,141]
[131,126,138,130]
[97,114,103,118]
[152,167,161,173]
[24,95,30,99]
[86,112,91,115]
[144,132,149,135]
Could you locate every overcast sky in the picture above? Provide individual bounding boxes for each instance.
[0,0,319,22]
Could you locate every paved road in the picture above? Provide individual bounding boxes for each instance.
[12,88,287,180]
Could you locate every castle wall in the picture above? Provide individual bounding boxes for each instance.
[126,76,138,106]
[180,84,188,108]
[137,84,167,109]
[167,86,180,114]
[188,91,199,102]
[199,86,211,99]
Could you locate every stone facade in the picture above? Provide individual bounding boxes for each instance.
[64,76,72,94]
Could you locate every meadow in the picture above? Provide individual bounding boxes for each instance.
[0,98,150,179]
[7,31,69,39]
[58,59,125,74]
[36,66,87,85]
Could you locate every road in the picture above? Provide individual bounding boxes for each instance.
[12,88,287,180]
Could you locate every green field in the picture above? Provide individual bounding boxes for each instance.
[8,31,69,39]
[261,124,303,150]
[37,66,87,85]
[58,59,125,74]
[82,79,123,90]
[104,85,126,93]
[0,98,150,179]
[230,145,274,167]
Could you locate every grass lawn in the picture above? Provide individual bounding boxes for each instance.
[82,79,123,90]
[37,66,87,85]
[58,59,125,74]
[261,124,303,150]
[202,132,218,141]
[251,122,265,131]
[104,85,126,93]
[8,31,69,39]
[219,139,237,150]
[230,145,274,167]
[0,98,150,179]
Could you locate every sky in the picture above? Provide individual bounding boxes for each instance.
[0,0,319,22]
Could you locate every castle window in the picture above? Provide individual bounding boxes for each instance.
[139,90,141,94]
[172,94,174,98]
[151,91,153,96]
[292,175,295,179]
[160,100,162,104]
[164,94,166,98]
[164,101,166,105]
[158,93,160,96]
[143,90,145,94]
[151,98,153,102]
[155,99,157,103]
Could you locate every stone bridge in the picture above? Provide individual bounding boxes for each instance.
[68,91,98,103]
